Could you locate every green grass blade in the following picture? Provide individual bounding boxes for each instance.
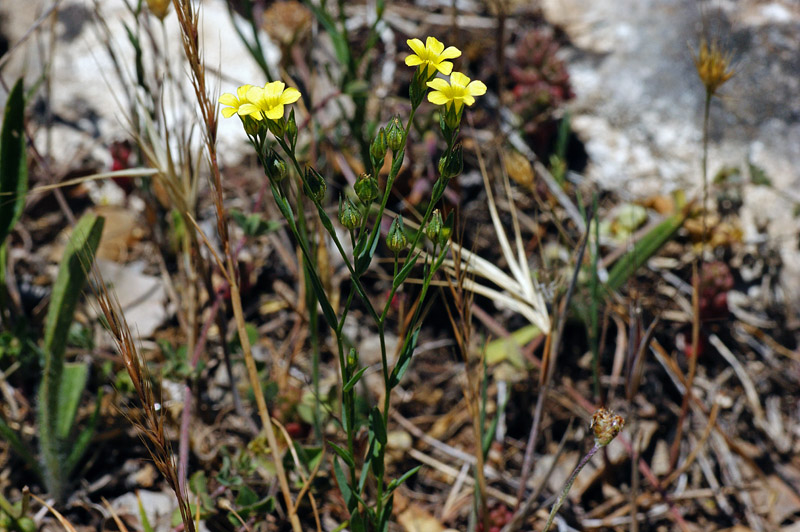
[605,209,687,292]
[0,78,28,245]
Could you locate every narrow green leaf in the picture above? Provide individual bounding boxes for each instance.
[388,328,419,388]
[369,407,386,445]
[377,494,393,532]
[333,457,355,509]
[385,465,421,495]
[328,441,355,470]
[392,251,420,289]
[343,366,369,393]
[606,210,686,292]
[0,78,28,245]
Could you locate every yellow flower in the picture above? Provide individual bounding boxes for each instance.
[426,72,487,113]
[219,85,253,119]
[405,36,461,77]
[240,81,301,121]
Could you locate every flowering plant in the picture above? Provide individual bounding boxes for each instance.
[221,34,485,530]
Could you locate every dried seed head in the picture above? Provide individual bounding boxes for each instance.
[591,408,624,447]
[693,38,734,96]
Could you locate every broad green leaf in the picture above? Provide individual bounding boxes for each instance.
[56,362,89,440]
[39,212,104,502]
[64,386,103,476]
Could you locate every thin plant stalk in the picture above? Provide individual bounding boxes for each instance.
[170,1,301,530]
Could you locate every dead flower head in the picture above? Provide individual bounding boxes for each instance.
[692,38,734,96]
[591,408,624,447]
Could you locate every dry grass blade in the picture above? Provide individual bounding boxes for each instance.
[28,493,77,532]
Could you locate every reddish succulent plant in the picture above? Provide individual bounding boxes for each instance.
[509,28,574,134]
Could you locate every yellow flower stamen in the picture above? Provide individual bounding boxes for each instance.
[405,36,461,77]
[426,72,487,113]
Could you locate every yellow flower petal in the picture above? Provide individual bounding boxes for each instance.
[245,86,264,103]
[426,78,450,91]
[280,87,301,105]
[407,38,426,57]
[427,91,450,106]
[238,103,261,118]
[219,93,238,106]
[462,95,475,107]
[450,72,470,88]
[425,36,444,55]
[467,80,487,96]
[435,62,453,75]
[264,81,285,98]
[265,105,284,120]
[236,84,252,99]
[405,55,423,67]
[440,46,461,60]
[221,107,238,118]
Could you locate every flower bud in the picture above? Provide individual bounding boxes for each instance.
[286,108,298,147]
[438,143,463,179]
[347,348,358,367]
[304,166,326,203]
[242,115,260,137]
[354,173,380,203]
[385,115,405,152]
[267,117,285,138]
[426,209,443,242]
[370,127,388,170]
[266,150,287,181]
[386,216,408,254]
[591,408,624,447]
[338,194,361,230]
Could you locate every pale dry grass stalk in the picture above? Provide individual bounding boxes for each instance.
[442,234,490,531]
[169,2,301,529]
